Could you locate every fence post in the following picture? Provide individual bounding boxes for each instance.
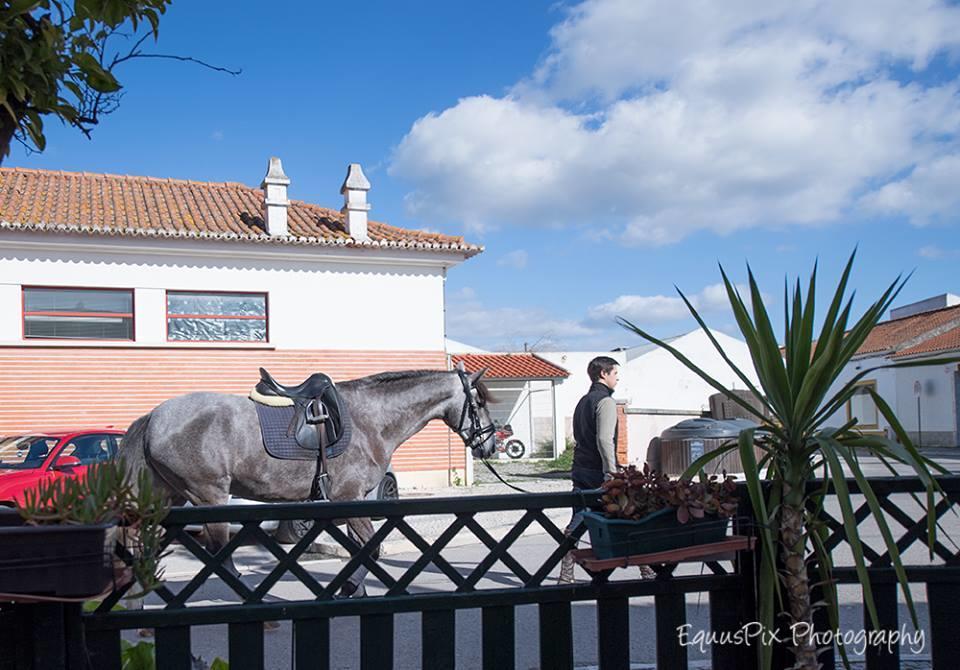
[928,580,960,669]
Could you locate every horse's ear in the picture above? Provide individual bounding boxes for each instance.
[455,361,466,373]
[469,367,489,382]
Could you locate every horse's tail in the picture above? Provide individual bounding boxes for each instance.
[118,412,153,492]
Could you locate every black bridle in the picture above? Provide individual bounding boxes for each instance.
[456,368,530,493]
[456,368,496,452]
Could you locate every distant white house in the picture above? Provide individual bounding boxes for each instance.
[448,350,569,461]
[539,328,760,463]
[823,294,960,448]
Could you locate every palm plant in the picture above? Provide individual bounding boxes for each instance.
[618,252,955,670]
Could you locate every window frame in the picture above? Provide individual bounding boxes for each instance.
[845,379,879,430]
[21,285,135,341]
[165,290,269,343]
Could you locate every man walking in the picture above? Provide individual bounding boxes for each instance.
[558,356,621,583]
[571,356,621,490]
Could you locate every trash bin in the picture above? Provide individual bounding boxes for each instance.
[658,417,759,476]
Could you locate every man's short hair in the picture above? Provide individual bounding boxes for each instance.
[587,356,620,382]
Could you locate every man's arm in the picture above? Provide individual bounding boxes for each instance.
[595,397,618,475]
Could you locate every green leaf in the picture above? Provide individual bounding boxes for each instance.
[840,443,920,628]
[738,429,780,597]
[6,0,43,14]
[210,658,230,670]
[819,441,879,629]
[73,52,121,93]
[120,640,155,670]
[679,439,744,479]
[617,315,777,430]
[675,285,775,416]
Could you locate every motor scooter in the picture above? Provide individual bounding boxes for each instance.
[494,423,525,459]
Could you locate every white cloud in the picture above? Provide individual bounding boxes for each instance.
[211,130,224,141]
[446,288,598,350]
[861,155,960,226]
[497,250,529,269]
[390,0,960,243]
[918,244,960,259]
[588,283,741,325]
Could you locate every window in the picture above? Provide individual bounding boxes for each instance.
[0,436,57,470]
[59,434,115,466]
[23,287,133,340]
[166,291,267,342]
[846,381,879,428]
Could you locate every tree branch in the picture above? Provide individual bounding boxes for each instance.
[119,53,242,75]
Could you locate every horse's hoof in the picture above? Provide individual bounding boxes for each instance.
[335,583,366,599]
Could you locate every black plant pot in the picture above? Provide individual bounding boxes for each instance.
[0,511,115,598]
[581,508,730,559]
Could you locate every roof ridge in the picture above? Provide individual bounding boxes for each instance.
[0,166,482,256]
[0,165,250,190]
[878,301,960,326]
[893,324,960,358]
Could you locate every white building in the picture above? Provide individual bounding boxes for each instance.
[450,352,569,459]
[824,295,960,447]
[539,328,760,464]
[0,161,482,487]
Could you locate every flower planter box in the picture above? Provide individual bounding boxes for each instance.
[0,512,115,598]
[581,508,730,560]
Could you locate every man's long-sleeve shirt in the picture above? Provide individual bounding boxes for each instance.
[595,395,617,474]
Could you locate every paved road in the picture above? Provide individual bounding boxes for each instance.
[125,452,960,669]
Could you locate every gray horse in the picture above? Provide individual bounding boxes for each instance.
[119,367,496,597]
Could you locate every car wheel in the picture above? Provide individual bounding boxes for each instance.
[372,473,399,521]
[505,440,525,459]
[377,473,399,501]
[274,518,317,545]
[275,474,400,543]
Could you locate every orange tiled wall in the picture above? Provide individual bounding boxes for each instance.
[0,347,461,473]
[616,403,628,465]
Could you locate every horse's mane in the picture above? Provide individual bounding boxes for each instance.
[354,370,496,404]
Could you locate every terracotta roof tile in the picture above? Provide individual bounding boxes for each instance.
[0,167,481,256]
[452,353,570,379]
[892,326,960,358]
[855,304,960,356]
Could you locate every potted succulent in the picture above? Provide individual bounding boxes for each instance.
[581,464,739,559]
[0,460,168,599]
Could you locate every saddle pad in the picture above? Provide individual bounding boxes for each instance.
[254,402,351,461]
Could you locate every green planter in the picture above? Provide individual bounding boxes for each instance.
[0,512,115,598]
[581,508,729,559]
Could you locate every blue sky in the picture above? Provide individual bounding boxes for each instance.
[10,1,960,351]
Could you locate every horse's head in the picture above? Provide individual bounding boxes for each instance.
[448,363,497,459]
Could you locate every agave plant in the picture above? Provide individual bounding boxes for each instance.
[618,251,955,670]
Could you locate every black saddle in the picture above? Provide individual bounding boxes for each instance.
[256,369,336,401]
[254,367,351,456]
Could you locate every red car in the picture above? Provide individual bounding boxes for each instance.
[0,429,125,507]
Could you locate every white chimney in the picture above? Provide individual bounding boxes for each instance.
[340,163,371,241]
[261,157,290,236]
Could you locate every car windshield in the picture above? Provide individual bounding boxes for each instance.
[0,436,58,469]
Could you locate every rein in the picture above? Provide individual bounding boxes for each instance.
[455,368,496,451]
[454,368,530,493]
[480,457,530,493]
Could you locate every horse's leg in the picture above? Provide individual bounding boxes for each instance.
[338,516,377,598]
[184,482,239,578]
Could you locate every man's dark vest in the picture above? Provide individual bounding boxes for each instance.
[572,381,618,473]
